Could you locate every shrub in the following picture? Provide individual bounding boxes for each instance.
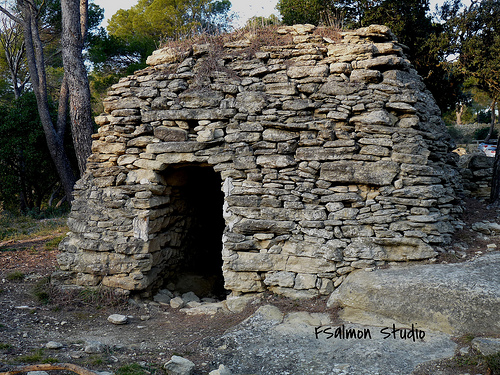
[473,126,498,141]
[6,271,25,281]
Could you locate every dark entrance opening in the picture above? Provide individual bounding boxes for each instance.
[163,165,227,299]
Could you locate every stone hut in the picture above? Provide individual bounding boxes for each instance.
[56,24,463,298]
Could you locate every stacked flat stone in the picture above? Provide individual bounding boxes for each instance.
[459,153,493,198]
[56,24,463,298]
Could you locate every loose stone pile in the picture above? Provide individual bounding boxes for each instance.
[55,24,463,298]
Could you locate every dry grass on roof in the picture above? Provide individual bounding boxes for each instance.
[162,23,342,60]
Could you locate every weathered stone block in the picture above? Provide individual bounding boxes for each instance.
[233,219,295,235]
[154,126,188,142]
[294,273,317,289]
[256,155,297,168]
[285,256,337,273]
[320,160,399,185]
[92,141,126,155]
[147,141,206,153]
[228,252,286,272]
[264,271,296,287]
[223,270,265,292]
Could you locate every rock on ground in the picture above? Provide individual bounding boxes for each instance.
[164,355,195,375]
[327,252,500,335]
[201,305,457,375]
[107,314,128,325]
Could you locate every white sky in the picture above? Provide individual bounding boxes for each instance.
[92,0,466,29]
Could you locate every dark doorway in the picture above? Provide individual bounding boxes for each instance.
[164,166,227,298]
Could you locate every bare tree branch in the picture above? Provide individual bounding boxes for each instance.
[0,5,22,24]
[0,363,99,375]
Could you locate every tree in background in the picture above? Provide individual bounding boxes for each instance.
[0,93,61,212]
[438,0,500,204]
[107,0,231,41]
[441,0,499,142]
[91,0,232,69]
[276,0,463,113]
[276,0,376,28]
[0,0,77,203]
[0,15,29,101]
[0,0,104,204]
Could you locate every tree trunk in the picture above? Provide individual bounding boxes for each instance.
[456,103,464,125]
[484,99,497,142]
[61,0,93,176]
[491,99,497,129]
[489,99,500,205]
[490,135,500,206]
[57,75,69,140]
[17,0,76,202]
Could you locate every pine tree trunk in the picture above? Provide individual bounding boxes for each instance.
[61,0,93,176]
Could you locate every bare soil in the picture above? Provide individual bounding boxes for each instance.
[0,197,499,375]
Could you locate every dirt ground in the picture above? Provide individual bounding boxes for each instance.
[0,197,498,375]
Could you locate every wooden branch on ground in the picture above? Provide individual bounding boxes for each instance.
[0,363,99,375]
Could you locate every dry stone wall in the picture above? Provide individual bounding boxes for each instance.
[56,24,463,298]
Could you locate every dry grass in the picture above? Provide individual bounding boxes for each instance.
[160,24,341,90]
[0,210,68,242]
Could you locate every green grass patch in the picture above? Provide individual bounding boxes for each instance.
[0,247,16,252]
[0,210,68,242]
[485,352,500,375]
[116,363,154,375]
[16,349,58,364]
[44,235,65,251]
[0,342,13,350]
[454,354,480,367]
[6,271,25,281]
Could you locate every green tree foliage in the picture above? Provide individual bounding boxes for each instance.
[276,0,374,28]
[107,0,231,41]
[276,0,324,25]
[0,93,60,212]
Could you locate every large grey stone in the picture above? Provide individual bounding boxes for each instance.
[203,304,457,375]
[164,355,195,375]
[327,252,500,335]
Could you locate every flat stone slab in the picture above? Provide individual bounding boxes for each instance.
[327,252,500,335]
[203,305,457,375]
